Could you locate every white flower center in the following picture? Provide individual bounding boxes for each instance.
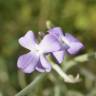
[32,44,44,55]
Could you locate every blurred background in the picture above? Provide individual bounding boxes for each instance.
[0,0,96,96]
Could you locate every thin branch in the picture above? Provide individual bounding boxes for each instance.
[63,52,96,71]
[51,63,81,83]
[15,74,46,96]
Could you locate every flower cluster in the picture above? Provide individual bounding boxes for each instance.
[17,27,84,73]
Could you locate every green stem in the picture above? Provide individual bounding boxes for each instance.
[50,52,96,83]
[15,52,96,96]
[46,20,53,29]
[15,74,46,96]
[64,52,96,71]
[51,62,81,83]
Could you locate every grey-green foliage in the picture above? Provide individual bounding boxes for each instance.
[65,90,84,96]
[0,0,96,96]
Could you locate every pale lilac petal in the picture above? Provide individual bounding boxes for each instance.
[65,33,79,42]
[39,34,62,53]
[48,27,63,38]
[35,60,45,72]
[67,42,84,54]
[18,31,36,50]
[52,51,65,64]
[17,51,39,73]
[40,55,51,72]
[64,33,84,54]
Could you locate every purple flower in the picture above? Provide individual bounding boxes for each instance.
[17,31,62,73]
[48,27,84,63]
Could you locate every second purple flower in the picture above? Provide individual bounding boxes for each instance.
[48,27,84,63]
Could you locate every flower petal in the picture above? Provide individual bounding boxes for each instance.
[35,60,46,72]
[64,33,84,54]
[52,50,65,64]
[48,27,63,38]
[40,55,51,72]
[67,42,84,54]
[17,51,39,73]
[39,34,62,53]
[65,33,79,42]
[18,31,36,50]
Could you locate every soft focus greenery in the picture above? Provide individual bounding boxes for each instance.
[0,0,96,96]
